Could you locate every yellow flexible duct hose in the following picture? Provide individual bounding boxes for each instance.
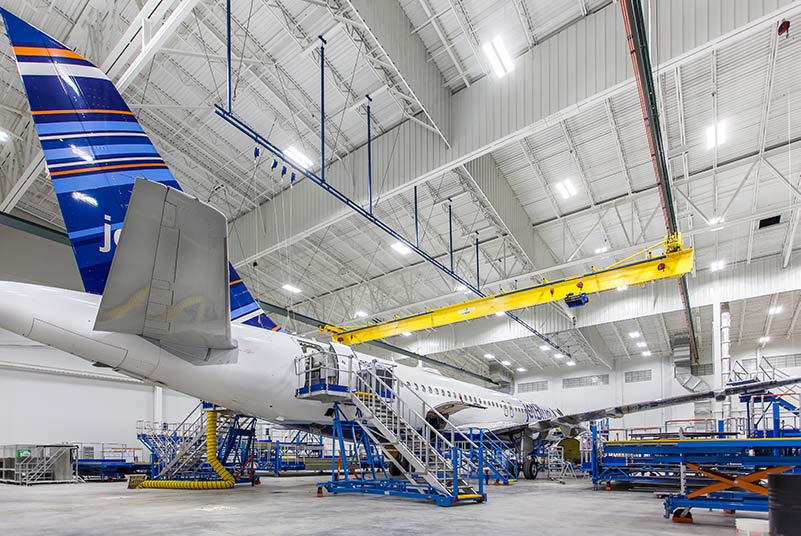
[138,410,236,490]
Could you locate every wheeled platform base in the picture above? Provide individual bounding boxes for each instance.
[319,479,486,507]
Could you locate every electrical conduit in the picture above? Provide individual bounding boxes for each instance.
[138,410,236,489]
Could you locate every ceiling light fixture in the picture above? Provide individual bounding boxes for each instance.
[483,353,495,359]
[0,130,9,144]
[455,284,467,292]
[285,145,313,169]
[706,120,727,149]
[494,311,505,317]
[355,310,368,318]
[553,353,564,359]
[391,242,412,255]
[710,260,726,272]
[282,284,301,294]
[595,246,608,254]
[617,285,628,292]
[628,331,640,339]
[636,341,647,348]
[516,367,527,372]
[642,351,652,357]
[566,360,576,366]
[482,36,515,78]
[769,306,783,315]
[539,345,550,351]
[401,331,412,337]
[555,179,577,199]
[759,336,770,344]
[500,360,512,366]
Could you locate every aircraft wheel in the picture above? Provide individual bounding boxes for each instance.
[523,458,539,480]
[507,460,520,480]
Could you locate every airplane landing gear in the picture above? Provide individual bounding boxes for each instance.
[522,457,539,480]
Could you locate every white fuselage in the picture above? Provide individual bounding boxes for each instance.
[0,281,559,432]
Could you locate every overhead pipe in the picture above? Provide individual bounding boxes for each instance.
[138,409,235,489]
[225,0,231,113]
[214,106,571,357]
[620,0,699,361]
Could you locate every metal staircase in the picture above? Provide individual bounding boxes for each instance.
[296,351,486,506]
[137,404,255,481]
[454,428,518,484]
[730,360,801,437]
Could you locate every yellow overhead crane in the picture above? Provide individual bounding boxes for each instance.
[321,234,694,346]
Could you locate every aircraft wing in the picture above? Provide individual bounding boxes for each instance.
[526,377,801,433]
[95,179,236,359]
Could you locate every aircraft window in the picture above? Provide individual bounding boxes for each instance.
[414,383,418,390]
[428,386,433,394]
[458,393,463,401]
[557,409,564,416]
[435,388,440,396]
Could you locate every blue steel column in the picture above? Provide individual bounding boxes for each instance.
[475,235,479,291]
[414,186,419,247]
[226,0,232,112]
[366,94,372,213]
[319,36,327,183]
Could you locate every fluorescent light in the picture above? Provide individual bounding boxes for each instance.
[482,36,515,78]
[539,345,550,351]
[0,130,9,143]
[759,336,770,344]
[455,284,467,292]
[628,331,640,339]
[71,191,98,207]
[710,260,725,272]
[355,310,368,318]
[483,353,495,359]
[516,367,527,372]
[553,353,564,359]
[494,311,505,317]
[642,351,652,357]
[500,360,511,366]
[636,341,647,348]
[285,145,313,169]
[401,331,412,337]
[617,285,628,292]
[282,284,301,294]
[708,216,724,225]
[595,246,609,255]
[555,180,577,199]
[706,120,727,149]
[391,242,412,255]
[565,360,576,367]
[769,306,783,315]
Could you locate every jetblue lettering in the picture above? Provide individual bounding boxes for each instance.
[99,215,122,253]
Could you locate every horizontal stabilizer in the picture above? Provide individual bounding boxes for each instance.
[95,179,235,356]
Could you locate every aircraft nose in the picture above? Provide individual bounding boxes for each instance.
[0,281,36,337]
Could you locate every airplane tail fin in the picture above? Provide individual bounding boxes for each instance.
[1,8,281,331]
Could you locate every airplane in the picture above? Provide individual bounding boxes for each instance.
[0,8,797,482]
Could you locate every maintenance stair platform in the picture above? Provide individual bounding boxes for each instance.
[295,347,486,506]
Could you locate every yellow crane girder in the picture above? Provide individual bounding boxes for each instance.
[322,237,693,346]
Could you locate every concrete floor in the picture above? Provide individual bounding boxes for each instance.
[0,476,744,535]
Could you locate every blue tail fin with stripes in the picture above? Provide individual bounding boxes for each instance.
[1,8,281,331]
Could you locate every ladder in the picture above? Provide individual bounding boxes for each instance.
[137,405,254,481]
[296,352,486,505]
